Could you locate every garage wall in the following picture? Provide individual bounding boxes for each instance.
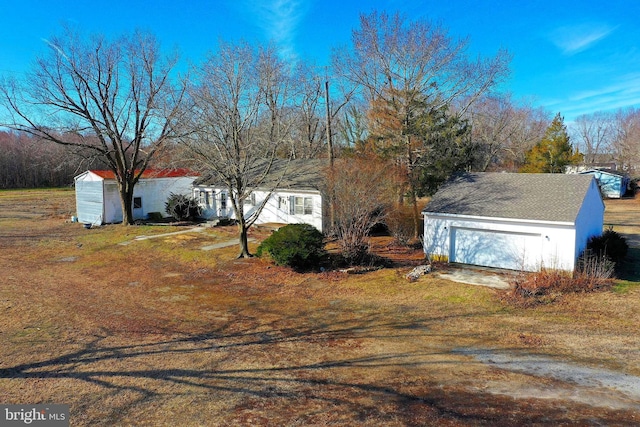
[424,215,577,271]
[574,179,605,259]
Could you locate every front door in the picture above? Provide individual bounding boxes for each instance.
[219,192,227,217]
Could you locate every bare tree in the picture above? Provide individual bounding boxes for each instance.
[184,41,295,258]
[573,111,614,164]
[0,27,187,224]
[333,11,510,117]
[324,155,397,263]
[289,62,327,159]
[332,11,510,236]
[611,107,640,175]
[467,94,549,171]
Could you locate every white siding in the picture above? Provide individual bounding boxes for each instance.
[574,179,606,259]
[193,186,325,232]
[75,171,197,224]
[134,177,196,220]
[74,177,104,225]
[424,214,578,271]
[103,183,123,223]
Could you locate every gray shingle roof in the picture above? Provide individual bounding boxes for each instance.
[422,172,597,223]
[194,159,326,191]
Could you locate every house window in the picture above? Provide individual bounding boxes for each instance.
[244,193,256,206]
[293,196,313,215]
[278,196,287,210]
[304,197,312,215]
[199,191,205,205]
[133,197,142,209]
[220,193,227,210]
[205,191,212,208]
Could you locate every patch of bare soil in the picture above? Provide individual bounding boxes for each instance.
[1,189,639,426]
[457,348,640,411]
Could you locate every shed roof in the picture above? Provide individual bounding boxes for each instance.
[579,169,628,178]
[89,168,199,179]
[195,159,325,192]
[422,172,598,223]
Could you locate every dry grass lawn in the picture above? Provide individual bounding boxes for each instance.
[0,189,639,425]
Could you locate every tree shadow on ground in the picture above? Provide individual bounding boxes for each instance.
[617,247,640,282]
[1,308,635,426]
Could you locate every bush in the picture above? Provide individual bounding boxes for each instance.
[256,224,326,270]
[165,193,201,221]
[505,266,614,307]
[587,227,628,263]
[505,252,616,308]
[386,205,415,246]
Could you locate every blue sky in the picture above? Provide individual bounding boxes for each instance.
[1,0,638,121]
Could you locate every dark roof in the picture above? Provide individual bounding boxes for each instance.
[422,172,598,223]
[195,159,326,191]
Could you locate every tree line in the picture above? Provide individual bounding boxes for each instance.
[0,131,105,188]
[1,11,638,258]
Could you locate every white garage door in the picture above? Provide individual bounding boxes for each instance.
[450,227,542,271]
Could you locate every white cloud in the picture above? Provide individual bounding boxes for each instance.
[543,72,640,120]
[549,23,617,55]
[242,0,311,60]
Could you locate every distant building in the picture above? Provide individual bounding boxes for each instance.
[579,169,630,199]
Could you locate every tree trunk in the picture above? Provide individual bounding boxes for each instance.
[237,220,252,258]
[119,181,135,226]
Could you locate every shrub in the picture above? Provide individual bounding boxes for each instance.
[165,193,201,221]
[386,205,415,246]
[147,211,164,222]
[505,256,615,308]
[587,227,628,263]
[256,224,326,270]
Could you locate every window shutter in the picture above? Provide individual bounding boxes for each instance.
[289,196,295,215]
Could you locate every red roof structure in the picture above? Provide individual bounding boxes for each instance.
[90,168,199,179]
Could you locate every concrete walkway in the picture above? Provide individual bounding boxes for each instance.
[120,227,256,252]
[133,227,203,241]
[436,268,512,289]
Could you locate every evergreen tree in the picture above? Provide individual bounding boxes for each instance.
[520,113,582,173]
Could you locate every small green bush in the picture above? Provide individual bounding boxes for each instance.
[256,224,326,270]
[165,193,201,221]
[587,227,628,263]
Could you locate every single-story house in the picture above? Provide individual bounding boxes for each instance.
[422,173,604,272]
[193,159,328,232]
[74,168,199,225]
[579,169,630,199]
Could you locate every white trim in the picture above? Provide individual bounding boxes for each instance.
[422,211,575,227]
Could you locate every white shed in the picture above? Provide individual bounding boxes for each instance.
[193,160,328,232]
[74,169,199,225]
[422,173,604,272]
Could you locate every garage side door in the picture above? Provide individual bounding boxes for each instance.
[450,227,541,271]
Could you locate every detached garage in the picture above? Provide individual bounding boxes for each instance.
[423,173,605,272]
[74,169,199,225]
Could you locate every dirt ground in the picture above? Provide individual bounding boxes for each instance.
[1,189,639,426]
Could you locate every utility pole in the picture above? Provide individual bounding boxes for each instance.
[325,74,336,231]
[325,77,333,167]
